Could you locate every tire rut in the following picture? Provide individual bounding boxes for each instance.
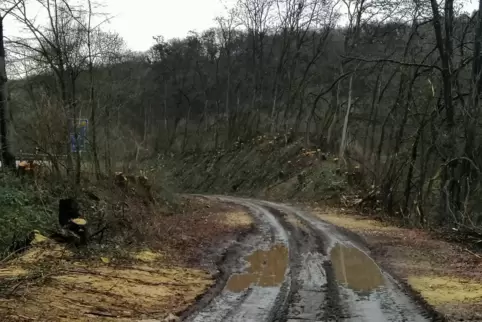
[264,206,343,322]
[186,196,437,322]
[260,200,432,322]
[185,197,290,322]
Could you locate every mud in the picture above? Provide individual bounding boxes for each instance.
[226,244,288,292]
[186,196,437,322]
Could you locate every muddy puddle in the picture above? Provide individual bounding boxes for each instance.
[330,243,384,293]
[226,244,288,292]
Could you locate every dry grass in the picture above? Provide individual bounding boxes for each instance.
[316,212,397,232]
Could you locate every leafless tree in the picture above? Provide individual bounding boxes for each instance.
[0,0,23,169]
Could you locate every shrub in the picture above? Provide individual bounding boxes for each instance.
[0,175,55,257]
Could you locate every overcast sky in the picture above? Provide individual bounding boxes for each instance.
[3,0,481,53]
[3,0,233,52]
[96,0,232,51]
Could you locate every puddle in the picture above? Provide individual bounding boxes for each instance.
[330,243,384,292]
[226,244,288,292]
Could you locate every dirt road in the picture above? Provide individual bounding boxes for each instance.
[185,196,438,322]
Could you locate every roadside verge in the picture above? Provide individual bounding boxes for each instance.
[311,206,482,322]
[0,197,254,321]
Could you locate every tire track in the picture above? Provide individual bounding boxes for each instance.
[185,197,290,322]
[263,205,341,322]
[260,200,431,322]
[186,196,434,322]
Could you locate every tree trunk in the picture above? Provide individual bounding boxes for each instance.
[0,17,15,169]
[89,59,100,179]
[339,75,354,163]
[430,0,457,224]
[225,68,231,138]
[182,104,191,153]
[403,125,422,219]
[363,71,381,163]
[71,73,81,185]
[270,83,279,133]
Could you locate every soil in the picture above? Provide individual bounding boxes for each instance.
[312,206,482,322]
[0,196,254,321]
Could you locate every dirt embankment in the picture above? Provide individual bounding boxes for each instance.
[162,135,349,201]
[0,196,254,322]
[313,206,482,322]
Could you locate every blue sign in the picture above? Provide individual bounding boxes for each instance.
[70,119,88,152]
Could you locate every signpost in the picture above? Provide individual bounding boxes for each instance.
[70,118,88,153]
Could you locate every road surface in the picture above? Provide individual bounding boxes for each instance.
[184,196,439,322]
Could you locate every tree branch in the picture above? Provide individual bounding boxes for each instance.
[1,0,24,19]
[341,55,443,72]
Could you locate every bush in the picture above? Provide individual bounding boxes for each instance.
[0,176,56,257]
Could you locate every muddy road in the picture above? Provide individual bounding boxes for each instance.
[184,196,438,322]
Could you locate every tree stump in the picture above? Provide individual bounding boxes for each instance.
[58,198,88,245]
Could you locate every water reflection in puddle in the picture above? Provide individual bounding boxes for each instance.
[330,243,384,292]
[226,244,288,292]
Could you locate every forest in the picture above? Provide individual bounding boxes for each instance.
[1,0,482,234]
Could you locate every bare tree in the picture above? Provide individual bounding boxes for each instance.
[0,0,22,169]
[64,0,113,179]
[10,0,95,184]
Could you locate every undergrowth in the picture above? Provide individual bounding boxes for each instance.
[0,169,181,260]
[0,175,55,257]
